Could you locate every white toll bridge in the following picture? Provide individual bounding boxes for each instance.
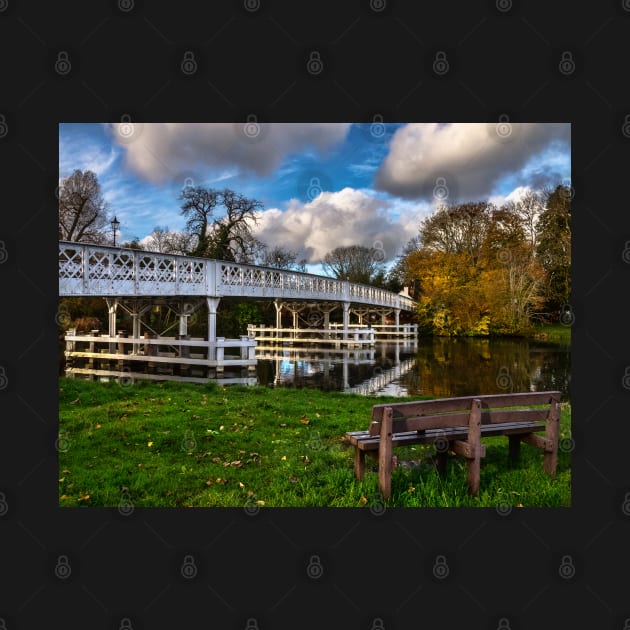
[59,241,417,381]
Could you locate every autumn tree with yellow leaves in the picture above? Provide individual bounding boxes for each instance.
[397,186,569,336]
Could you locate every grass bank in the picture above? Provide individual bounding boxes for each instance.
[58,378,571,508]
[527,322,572,344]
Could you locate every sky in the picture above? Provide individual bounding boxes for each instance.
[59,121,570,274]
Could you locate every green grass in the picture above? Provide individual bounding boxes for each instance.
[58,378,571,508]
[528,322,572,344]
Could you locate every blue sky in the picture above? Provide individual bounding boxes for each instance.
[59,122,570,273]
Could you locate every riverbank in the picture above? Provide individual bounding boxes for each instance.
[58,377,571,508]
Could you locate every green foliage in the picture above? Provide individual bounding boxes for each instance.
[536,185,571,315]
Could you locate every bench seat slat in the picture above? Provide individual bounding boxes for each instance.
[347,421,545,451]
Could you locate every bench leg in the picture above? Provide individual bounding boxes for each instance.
[378,408,394,500]
[508,435,521,466]
[467,453,481,497]
[467,400,482,496]
[436,448,449,476]
[544,399,560,477]
[354,448,366,481]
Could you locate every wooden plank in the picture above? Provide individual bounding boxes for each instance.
[452,440,486,459]
[544,399,560,476]
[522,433,553,451]
[479,408,550,425]
[481,422,545,436]
[371,391,561,420]
[378,407,394,500]
[356,422,546,451]
[369,412,470,436]
[467,399,482,496]
[383,408,548,432]
[354,447,366,481]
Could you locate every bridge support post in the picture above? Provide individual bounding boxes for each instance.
[342,302,350,340]
[106,298,118,354]
[130,302,152,355]
[207,297,221,360]
[274,300,283,330]
[394,308,400,335]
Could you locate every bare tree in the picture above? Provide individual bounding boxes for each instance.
[322,245,385,284]
[206,189,262,261]
[143,226,196,256]
[511,189,544,251]
[58,169,110,243]
[259,244,307,271]
[179,186,220,257]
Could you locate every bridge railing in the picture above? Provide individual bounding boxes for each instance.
[59,241,416,311]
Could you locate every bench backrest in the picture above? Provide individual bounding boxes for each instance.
[369,391,561,436]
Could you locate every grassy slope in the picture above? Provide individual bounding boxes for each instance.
[58,378,571,508]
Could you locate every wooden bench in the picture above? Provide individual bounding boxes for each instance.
[345,391,561,499]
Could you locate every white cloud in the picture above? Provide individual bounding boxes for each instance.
[110,122,352,183]
[59,135,118,179]
[253,187,418,264]
[374,122,570,202]
[488,185,539,208]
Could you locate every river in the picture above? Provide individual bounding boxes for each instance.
[252,336,571,400]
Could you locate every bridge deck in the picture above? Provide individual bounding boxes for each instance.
[59,241,416,311]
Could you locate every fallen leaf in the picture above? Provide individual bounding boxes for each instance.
[289,476,298,483]
[300,418,310,425]
[238,482,245,488]
[147,441,153,447]
[230,461,242,467]
[360,496,368,504]
[70,398,80,405]
[78,493,90,501]
[281,455,287,461]
[205,480,213,486]
[256,500,265,506]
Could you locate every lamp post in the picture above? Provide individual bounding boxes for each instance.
[111,215,120,247]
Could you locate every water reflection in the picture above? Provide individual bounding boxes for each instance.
[255,342,417,394]
[399,337,570,400]
[255,337,571,400]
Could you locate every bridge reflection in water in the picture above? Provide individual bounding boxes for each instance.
[255,341,418,394]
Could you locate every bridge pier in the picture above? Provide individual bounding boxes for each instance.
[206,297,221,360]
[342,302,350,340]
[106,298,118,354]
[274,300,283,330]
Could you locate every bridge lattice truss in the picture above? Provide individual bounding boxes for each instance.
[59,241,416,311]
